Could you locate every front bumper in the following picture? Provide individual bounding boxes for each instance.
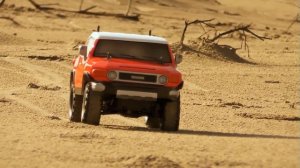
[90,81,180,101]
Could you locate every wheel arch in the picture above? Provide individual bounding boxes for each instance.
[81,72,93,94]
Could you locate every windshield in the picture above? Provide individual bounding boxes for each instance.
[94,39,172,64]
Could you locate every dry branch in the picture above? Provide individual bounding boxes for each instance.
[39,3,59,7]
[206,24,271,58]
[79,0,84,11]
[79,5,97,13]
[28,0,139,21]
[125,0,133,16]
[207,24,271,43]
[180,19,214,46]
[287,13,300,31]
[77,0,97,13]
[0,16,21,26]
[28,0,56,10]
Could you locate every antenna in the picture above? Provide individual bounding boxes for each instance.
[97,25,100,32]
[149,30,152,36]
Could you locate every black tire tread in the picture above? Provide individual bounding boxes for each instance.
[161,98,180,131]
[82,83,102,125]
[146,117,161,128]
[69,95,83,122]
[69,74,83,122]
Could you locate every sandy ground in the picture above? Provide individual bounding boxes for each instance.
[0,0,299,167]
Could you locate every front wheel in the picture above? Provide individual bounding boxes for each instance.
[69,78,83,122]
[146,116,161,128]
[161,97,180,131]
[81,82,102,125]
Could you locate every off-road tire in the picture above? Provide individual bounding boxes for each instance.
[69,80,83,122]
[161,97,180,131]
[146,116,161,128]
[81,82,102,125]
[0,0,5,7]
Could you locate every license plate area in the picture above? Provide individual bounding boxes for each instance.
[116,90,157,100]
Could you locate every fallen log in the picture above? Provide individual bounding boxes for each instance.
[28,0,139,21]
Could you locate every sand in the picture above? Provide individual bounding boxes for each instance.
[0,0,299,167]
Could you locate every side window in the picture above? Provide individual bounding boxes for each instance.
[86,37,95,57]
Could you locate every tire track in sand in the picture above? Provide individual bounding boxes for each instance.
[184,81,210,92]
[3,57,65,87]
[8,94,69,121]
[0,86,69,121]
[2,57,145,127]
[1,57,69,121]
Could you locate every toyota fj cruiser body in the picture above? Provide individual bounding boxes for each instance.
[69,32,183,131]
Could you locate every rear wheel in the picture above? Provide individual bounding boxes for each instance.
[81,82,102,125]
[146,116,161,128]
[146,104,161,128]
[69,78,83,122]
[161,97,180,131]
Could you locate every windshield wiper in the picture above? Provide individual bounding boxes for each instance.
[106,52,111,59]
[94,52,116,59]
[159,56,163,64]
[132,56,166,64]
[115,54,137,59]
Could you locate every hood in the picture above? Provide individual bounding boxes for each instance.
[88,57,182,88]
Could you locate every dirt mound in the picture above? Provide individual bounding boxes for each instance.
[0,98,10,103]
[46,115,61,120]
[290,102,300,109]
[200,43,253,63]
[171,41,253,64]
[220,102,262,109]
[59,132,100,140]
[27,83,61,91]
[27,55,65,61]
[0,32,32,45]
[126,155,182,168]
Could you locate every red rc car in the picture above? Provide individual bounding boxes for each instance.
[69,32,183,131]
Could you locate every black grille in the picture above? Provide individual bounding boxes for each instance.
[119,72,157,83]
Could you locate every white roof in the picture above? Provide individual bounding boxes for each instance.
[90,32,168,44]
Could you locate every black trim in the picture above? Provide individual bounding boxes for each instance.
[70,71,74,84]
[176,81,184,90]
[79,73,183,100]
[97,81,177,100]
[119,72,157,83]
[106,82,170,98]
[82,72,93,94]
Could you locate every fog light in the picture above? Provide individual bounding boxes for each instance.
[158,75,168,84]
[107,71,117,80]
[91,82,105,92]
[169,90,180,97]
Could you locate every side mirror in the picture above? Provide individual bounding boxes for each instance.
[175,54,183,64]
[79,45,87,59]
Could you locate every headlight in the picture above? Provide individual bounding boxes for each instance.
[107,71,118,80]
[158,75,168,84]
